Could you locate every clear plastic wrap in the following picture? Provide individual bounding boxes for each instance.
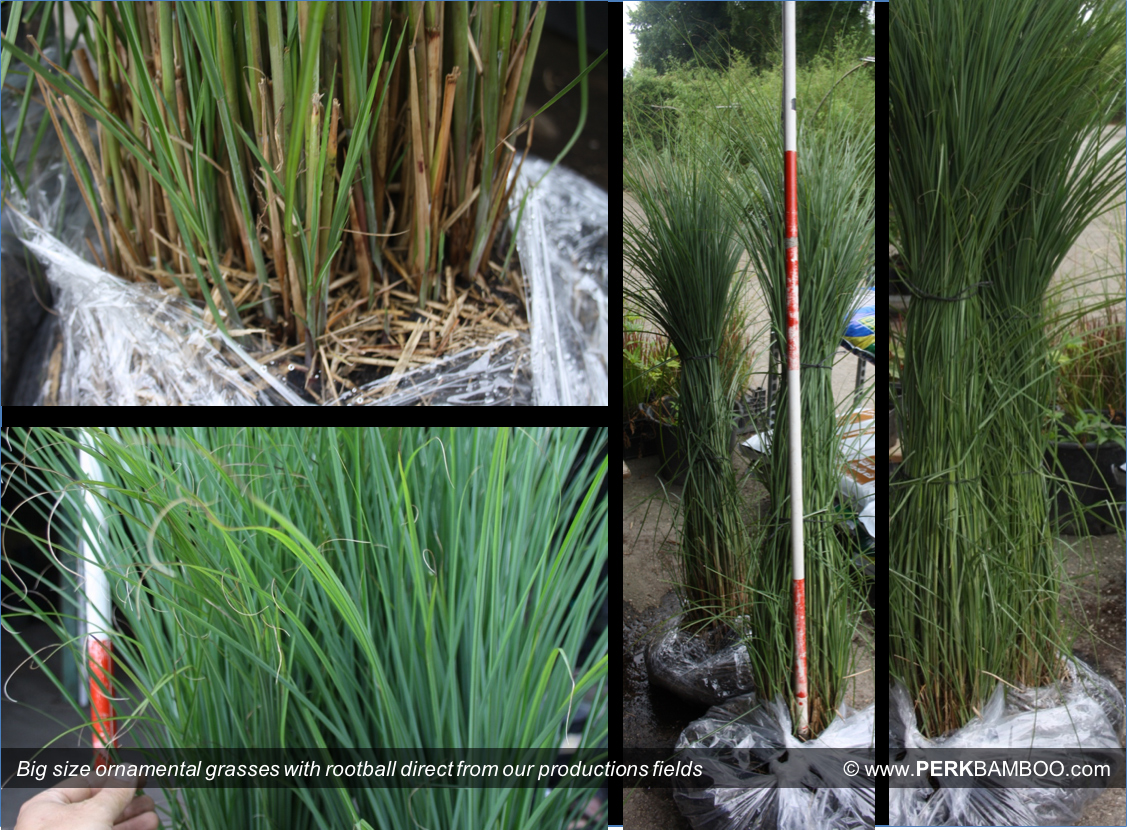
[344,156,609,406]
[5,202,293,405]
[890,656,1125,827]
[3,67,607,405]
[674,692,876,830]
[644,615,756,706]
[506,156,608,406]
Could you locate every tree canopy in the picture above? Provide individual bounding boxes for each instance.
[628,1,874,75]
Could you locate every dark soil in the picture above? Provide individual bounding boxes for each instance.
[622,596,699,830]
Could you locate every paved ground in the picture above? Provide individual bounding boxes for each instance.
[1053,126,1126,309]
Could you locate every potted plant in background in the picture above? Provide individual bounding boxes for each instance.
[622,307,679,459]
[1048,303,1127,535]
[633,303,756,486]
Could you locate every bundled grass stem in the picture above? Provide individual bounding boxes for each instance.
[1,3,604,396]
[889,0,1125,736]
[623,34,873,733]
[3,427,608,829]
[699,80,872,735]
[622,150,756,631]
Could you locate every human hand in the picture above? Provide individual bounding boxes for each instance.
[15,775,159,830]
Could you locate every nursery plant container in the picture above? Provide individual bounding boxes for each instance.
[622,414,661,460]
[1049,430,1127,535]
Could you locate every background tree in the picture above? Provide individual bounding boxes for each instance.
[628,1,873,75]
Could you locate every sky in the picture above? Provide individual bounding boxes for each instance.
[623,1,641,72]
[622,1,878,74]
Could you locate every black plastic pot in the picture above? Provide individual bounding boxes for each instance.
[1048,409,1126,535]
[1049,435,1126,535]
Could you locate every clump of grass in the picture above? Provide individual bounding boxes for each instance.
[2,3,605,397]
[622,148,757,630]
[695,75,872,737]
[889,0,1125,736]
[3,427,608,830]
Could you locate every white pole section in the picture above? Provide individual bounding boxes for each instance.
[79,431,117,766]
[782,0,809,739]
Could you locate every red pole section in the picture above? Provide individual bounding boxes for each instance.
[80,435,118,769]
[89,638,117,770]
[782,0,809,739]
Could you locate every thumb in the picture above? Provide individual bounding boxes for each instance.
[85,785,137,823]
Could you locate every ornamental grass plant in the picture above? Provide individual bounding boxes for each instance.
[622,10,873,734]
[690,67,873,736]
[622,149,757,631]
[889,0,1125,737]
[1,2,604,400]
[3,427,608,829]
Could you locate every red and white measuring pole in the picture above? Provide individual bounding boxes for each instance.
[782,0,809,739]
[79,433,117,769]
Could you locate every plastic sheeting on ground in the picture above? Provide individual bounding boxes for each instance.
[890,656,1125,826]
[674,692,875,830]
[645,615,756,706]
